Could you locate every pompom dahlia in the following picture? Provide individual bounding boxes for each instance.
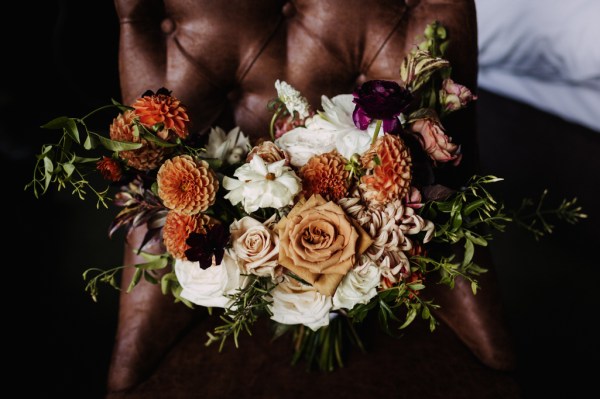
[157,155,218,215]
[163,211,213,260]
[133,88,190,140]
[360,134,412,206]
[109,110,168,171]
[299,151,349,202]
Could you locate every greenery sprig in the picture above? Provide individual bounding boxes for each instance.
[205,275,275,351]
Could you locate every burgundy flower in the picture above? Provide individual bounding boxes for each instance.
[96,156,122,182]
[352,80,413,133]
[184,223,230,269]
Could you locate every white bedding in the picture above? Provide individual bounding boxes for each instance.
[476,0,600,132]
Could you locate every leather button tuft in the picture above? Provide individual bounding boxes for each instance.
[282,2,296,17]
[161,18,176,34]
[404,0,420,7]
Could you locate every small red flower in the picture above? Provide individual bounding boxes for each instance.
[96,156,122,182]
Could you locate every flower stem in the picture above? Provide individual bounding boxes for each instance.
[269,107,282,141]
[371,119,382,146]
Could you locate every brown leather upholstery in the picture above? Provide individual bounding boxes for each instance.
[108,0,519,397]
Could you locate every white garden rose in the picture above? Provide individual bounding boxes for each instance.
[269,277,333,331]
[274,126,338,167]
[332,261,381,310]
[174,250,245,308]
[223,156,301,213]
[276,94,383,166]
[230,215,280,279]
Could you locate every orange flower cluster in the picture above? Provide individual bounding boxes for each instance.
[133,90,190,140]
[157,155,218,215]
[109,110,168,171]
[300,151,349,201]
[360,134,412,205]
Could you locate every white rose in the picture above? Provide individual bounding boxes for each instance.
[174,250,245,308]
[274,126,338,167]
[276,94,383,166]
[223,156,301,213]
[230,215,280,279]
[269,277,333,331]
[332,263,381,310]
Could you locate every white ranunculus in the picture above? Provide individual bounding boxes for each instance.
[204,126,251,165]
[269,277,333,331]
[230,215,280,279]
[223,156,301,213]
[332,263,381,311]
[275,94,382,166]
[174,250,245,308]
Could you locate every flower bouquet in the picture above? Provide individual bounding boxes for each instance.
[27,22,585,371]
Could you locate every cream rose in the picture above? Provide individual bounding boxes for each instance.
[269,277,333,331]
[174,249,245,308]
[332,261,381,310]
[276,194,372,296]
[230,215,280,279]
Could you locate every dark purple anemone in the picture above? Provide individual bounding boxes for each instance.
[352,80,413,133]
[184,223,230,269]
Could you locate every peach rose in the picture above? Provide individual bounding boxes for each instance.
[230,215,281,279]
[277,194,372,296]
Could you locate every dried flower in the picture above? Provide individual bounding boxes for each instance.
[132,88,190,140]
[360,134,412,206]
[410,116,461,164]
[246,141,289,164]
[399,50,449,91]
[109,110,168,171]
[163,211,211,260]
[300,151,349,202]
[157,155,218,215]
[96,156,122,182]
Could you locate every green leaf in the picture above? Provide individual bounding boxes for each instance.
[41,116,70,130]
[144,272,158,284]
[465,230,488,246]
[92,132,143,151]
[136,257,168,271]
[73,155,100,164]
[141,131,179,148]
[399,307,417,329]
[471,281,478,295]
[462,238,474,267]
[65,119,80,144]
[407,283,425,291]
[83,132,99,150]
[111,98,134,113]
[127,268,143,293]
[421,305,431,319]
[464,199,486,216]
[62,163,75,178]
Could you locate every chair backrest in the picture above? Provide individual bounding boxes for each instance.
[109,0,515,392]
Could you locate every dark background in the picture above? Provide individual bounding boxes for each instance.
[2,1,598,398]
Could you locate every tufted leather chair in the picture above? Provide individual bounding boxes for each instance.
[107,1,520,397]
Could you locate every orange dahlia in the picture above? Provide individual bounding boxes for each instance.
[163,211,212,260]
[157,155,218,215]
[360,134,412,206]
[109,110,168,171]
[132,89,190,140]
[299,151,349,201]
